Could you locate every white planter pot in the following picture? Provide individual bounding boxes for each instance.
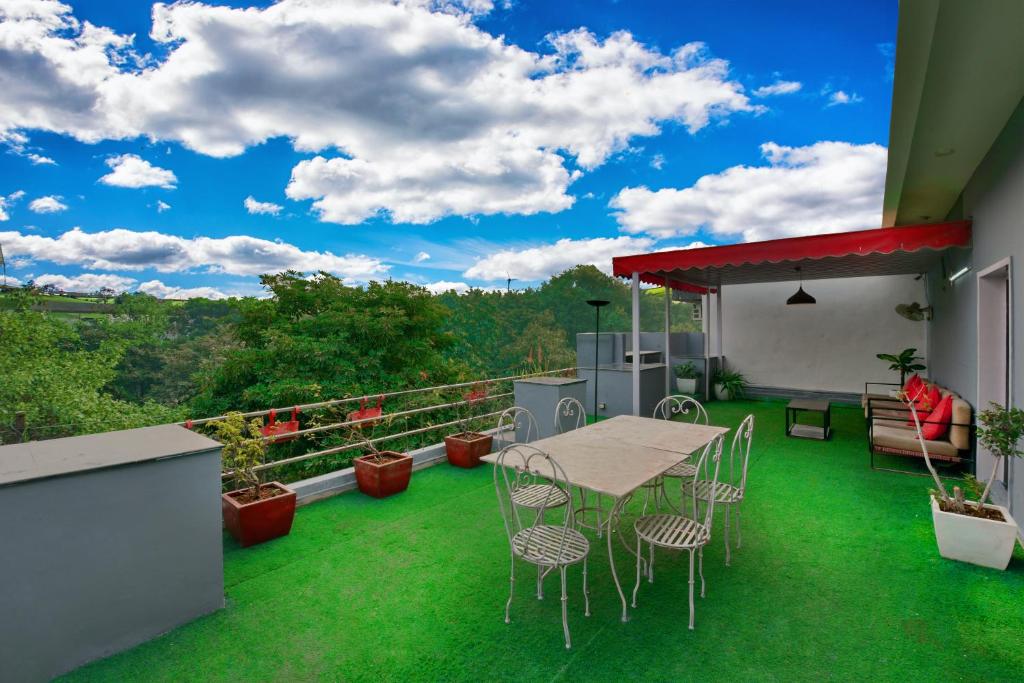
[714,383,729,401]
[930,496,1019,570]
[676,377,697,394]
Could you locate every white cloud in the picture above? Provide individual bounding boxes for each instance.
[0,1,758,225]
[0,227,389,282]
[424,280,471,294]
[414,251,431,263]
[753,80,802,97]
[826,90,862,107]
[611,140,887,242]
[244,195,283,216]
[155,200,171,212]
[28,195,67,213]
[650,153,665,170]
[27,153,56,165]
[463,235,655,281]
[137,280,227,300]
[99,154,177,189]
[34,272,136,293]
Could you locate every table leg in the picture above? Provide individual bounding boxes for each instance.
[605,495,630,622]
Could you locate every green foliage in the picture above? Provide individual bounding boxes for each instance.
[713,369,748,400]
[978,402,1024,463]
[876,348,926,384]
[209,412,267,496]
[674,361,700,379]
[0,304,184,442]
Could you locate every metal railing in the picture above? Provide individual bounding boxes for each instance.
[208,367,576,480]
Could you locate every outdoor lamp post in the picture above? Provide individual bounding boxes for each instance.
[586,299,610,419]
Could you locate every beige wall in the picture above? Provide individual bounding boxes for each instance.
[719,275,928,394]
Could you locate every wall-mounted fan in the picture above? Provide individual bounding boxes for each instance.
[895,302,933,321]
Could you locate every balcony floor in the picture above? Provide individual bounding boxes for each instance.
[64,401,1024,681]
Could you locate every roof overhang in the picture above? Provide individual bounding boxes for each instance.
[612,221,971,289]
[882,0,1024,226]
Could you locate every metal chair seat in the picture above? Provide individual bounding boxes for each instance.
[511,483,569,509]
[684,479,742,504]
[662,460,697,478]
[634,513,711,550]
[512,525,590,567]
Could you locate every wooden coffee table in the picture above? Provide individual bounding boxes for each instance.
[786,399,831,440]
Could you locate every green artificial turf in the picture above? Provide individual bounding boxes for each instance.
[63,401,1024,682]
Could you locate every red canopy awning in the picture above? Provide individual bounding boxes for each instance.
[612,221,971,290]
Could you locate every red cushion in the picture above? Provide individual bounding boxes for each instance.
[918,385,940,412]
[920,394,953,441]
[903,374,922,396]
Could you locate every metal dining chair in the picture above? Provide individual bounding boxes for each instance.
[684,413,754,566]
[631,433,725,630]
[643,395,710,513]
[494,444,591,649]
[495,405,569,517]
[554,397,608,538]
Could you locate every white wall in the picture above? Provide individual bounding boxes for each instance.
[720,275,928,394]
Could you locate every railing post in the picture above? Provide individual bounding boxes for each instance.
[14,411,26,443]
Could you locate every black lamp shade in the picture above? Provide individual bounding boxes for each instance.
[586,299,610,307]
[786,286,816,305]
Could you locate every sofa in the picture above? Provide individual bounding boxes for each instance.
[862,376,974,471]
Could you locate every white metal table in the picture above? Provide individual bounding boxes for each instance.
[483,415,728,621]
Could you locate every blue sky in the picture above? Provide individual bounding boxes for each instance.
[0,0,895,298]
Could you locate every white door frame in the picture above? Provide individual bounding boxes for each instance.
[976,257,1013,509]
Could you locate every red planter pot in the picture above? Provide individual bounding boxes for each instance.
[353,451,413,498]
[222,481,297,548]
[444,432,494,468]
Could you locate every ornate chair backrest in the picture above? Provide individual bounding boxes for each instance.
[652,395,709,424]
[554,397,586,434]
[724,414,755,496]
[690,433,725,529]
[496,406,539,446]
[494,444,574,561]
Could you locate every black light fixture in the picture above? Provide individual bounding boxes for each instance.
[786,266,816,305]
[586,299,610,419]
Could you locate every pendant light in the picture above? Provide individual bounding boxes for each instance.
[786,266,816,305]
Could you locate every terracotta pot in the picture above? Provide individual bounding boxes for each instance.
[353,451,413,498]
[222,481,297,548]
[444,432,494,468]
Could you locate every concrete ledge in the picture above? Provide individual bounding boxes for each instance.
[290,427,508,505]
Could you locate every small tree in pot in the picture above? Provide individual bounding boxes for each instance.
[444,384,493,468]
[712,369,748,401]
[907,394,1022,570]
[349,424,413,498]
[215,412,297,547]
[674,362,700,395]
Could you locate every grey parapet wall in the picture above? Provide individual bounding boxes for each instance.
[513,377,588,440]
[0,425,224,682]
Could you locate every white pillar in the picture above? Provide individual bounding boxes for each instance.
[664,279,672,396]
[702,293,710,399]
[716,286,724,369]
[631,272,641,416]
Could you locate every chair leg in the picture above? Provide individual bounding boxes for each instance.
[537,565,544,600]
[641,485,652,515]
[582,557,591,617]
[698,547,706,598]
[631,537,642,608]
[687,548,696,630]
[735,506,742,549]
[560,566,571,649]
[505,554,515,624]
[724,504,731,567]
[648,541,655,583]
[596,493,603,538]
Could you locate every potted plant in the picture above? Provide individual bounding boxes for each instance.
[215,412,297,548]
[674,362,700,394]
[443,384,493,468]
[350,427,413,498]
[876,348,926,386]
[908,397,1022,569]
[712,369,748,401]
